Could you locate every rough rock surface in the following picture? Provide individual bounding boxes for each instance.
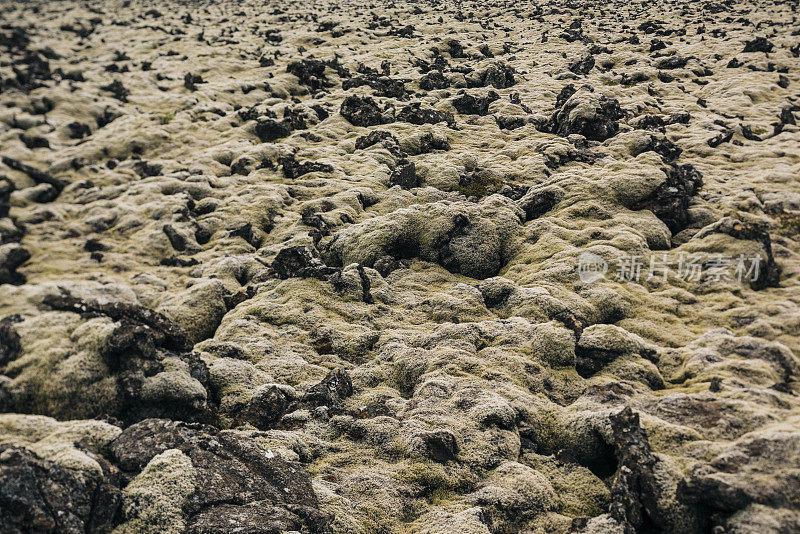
[1,0,799,532]
[109,418,332,533]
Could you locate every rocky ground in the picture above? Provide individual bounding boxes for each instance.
[0,0,799,532]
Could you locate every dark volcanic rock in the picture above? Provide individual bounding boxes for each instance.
[108,419,332,533]
[707,128,735,148]
[649,39,667,52]
[229,222,262,248]
[233,385,294,430]
[389,162,418,189]
[495,115,532,130]
[272,245,337,280]
[303,368,353,408]
[44,294,191,351]
[342,74,407,99]
[667,111,691,125]
[696,217,781,289]
[373,255,405,277]
[253,106,311,142]
[640,133,682,162]
[607,407,666,532]
[184,72,203,91]
[0,445,122,533]
[543,88,623,141]
[354,130,401,155]
[418,429,459,463]
[743,36,774,53]
[163,224,187,251]
[255,118,292,142]
[388,24,415,38]
[468,63,517,89]
[340,95,390,127]
[397,102,455,127]
[419,70,450,90]
[630,114,665,131]
[568,55,595,75]
[330,263,374,303]
[411,132,451,154]
[39,292,216,424]
[2,156,67,193]
[0,319,21,367]
[0,176,15,218]
[20,133,50,149]
[0,223,23,245]
[286,58,330,90]
[278,156,334,179]
[66,121,91,139]
[188,502,322,534]
[99,79,130,102]
[654,55,689,70]
[633,163,702,234]
[517,186,565,221]
[131,160,162,178]
[0,243,31,285]
[109,419,203,472]
[555,84,577,110]
[9,52,52,91]
[104,327,215,425]
[451,91,499,116]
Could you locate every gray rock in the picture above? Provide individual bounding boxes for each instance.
[109,418,332,532]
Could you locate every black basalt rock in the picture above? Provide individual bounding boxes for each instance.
[355,130,401,155]
[342,74,407,99]
[0,243,31,285]
[451,91,499,116]
[0,176,15,218]
[107,419,332,533]
[397,102,455,127]
[419,70,450,90]
[569,55,595,75]
[543,89,623,141]
[278,155,334,179]
[607,407,666,533]
[234,385,294,430]
[0,319,21,366]
[272,245,337,280]
[743,36,774,53]
[390,161,418,189]
[340,95,390,127]
[2,156,67,193]
[0,445,122,533]
[162,224,187,251]
[287,58,330,91]
[634,163,702,235]
[303,368,353,408]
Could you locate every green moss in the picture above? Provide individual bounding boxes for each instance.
[359,504,392,534]
[391,364,422,398]
[776,213,800,237]
[426,486,457,506]
[523,453,610,517]
[116,449,196,534]
[398,459,474,500]
[456,174,503,199]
